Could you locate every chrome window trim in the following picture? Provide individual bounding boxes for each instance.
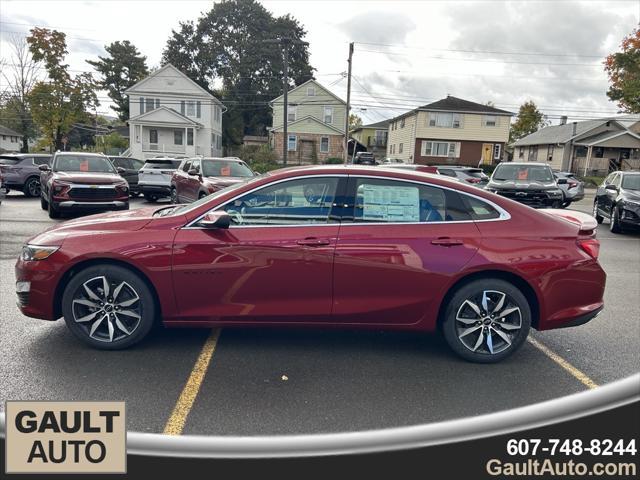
[182,173,510,229]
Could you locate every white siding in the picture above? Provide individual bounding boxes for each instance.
[386,114,417,162]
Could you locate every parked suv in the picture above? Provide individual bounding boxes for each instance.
[0,154,51,197]
[553,170,585,208]
[593,171,640,233]
[109,156,144,196]
[486,162,565,208]
[138,157,182,202]
[435,166,489,187]
[40,152,129,219]
[171,157,255,203]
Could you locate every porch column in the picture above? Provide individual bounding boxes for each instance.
[584,145,593,177]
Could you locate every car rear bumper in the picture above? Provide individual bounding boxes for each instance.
[141,185,171,196]
[554,305,604,329]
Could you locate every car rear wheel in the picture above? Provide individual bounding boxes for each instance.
[62,265,155,349]
[592,201,603,224]
[23,177,41,197]
[442,279,531,363]
[144,193,158,203]
[170,187,178,204]
[40,196,48,210]
[610,206,623,234]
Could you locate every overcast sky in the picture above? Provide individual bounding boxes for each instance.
[1,0,638,125]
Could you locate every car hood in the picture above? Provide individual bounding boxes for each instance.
[621,189,640,201]
[51,172,124,184]
[488,179,557,190]
[27,207,162,246]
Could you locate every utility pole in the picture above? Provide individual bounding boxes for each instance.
[344,42,354,164]
[282,37,290,166]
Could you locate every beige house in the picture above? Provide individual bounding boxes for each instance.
[350,119,389,161]
[269,79,345,163]
[386,96,512,166]
[512,116,640,175]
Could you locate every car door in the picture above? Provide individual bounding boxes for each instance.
[171,175,345,323]
[186,159,201,201]
[112,158,135,185]
[601,172,618,215]
[332,176,481,326]
[173,160,191,202]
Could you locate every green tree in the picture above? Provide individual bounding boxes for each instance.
[605,28,640,113]
[162,0,314,147]
[349,113,363,130]
[26,28,99,151]
[87,41,148,121]
[509,101,548,143]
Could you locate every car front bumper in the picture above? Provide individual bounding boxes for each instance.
[15,256,61,320]
[57,200,128,210]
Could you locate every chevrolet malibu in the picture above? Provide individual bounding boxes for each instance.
[15,166,606,362]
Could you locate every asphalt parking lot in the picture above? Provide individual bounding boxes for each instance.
[0,191,638,435]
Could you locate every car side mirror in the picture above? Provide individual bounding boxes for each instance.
[38,164,50,172]
[605,184,618,191]
[556,178,568,185]
[198,211,230,229]
[116,167,126,174]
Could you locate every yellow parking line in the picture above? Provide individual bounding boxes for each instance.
[527,336,598,390]
[163,328,221,435]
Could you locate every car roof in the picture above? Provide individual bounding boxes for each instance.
[500,162,549,167]
[54,151,107,157]
[620,171,640,175]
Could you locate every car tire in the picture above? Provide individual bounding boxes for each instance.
[561,200,571,208]
[170,187,178,204]
[610,206,623,234]
[441,278,531,363]
[592,201,603,224]
[23,177,41,197]
[144,193,158,203]
[48,198,61,219]
[198,191,207,200]
[61,264,156,350]
[40,196,48,211]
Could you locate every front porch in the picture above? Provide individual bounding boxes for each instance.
[570,130,640,176]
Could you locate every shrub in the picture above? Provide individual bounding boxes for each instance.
[324,157,343,164]
[579,175,605,188]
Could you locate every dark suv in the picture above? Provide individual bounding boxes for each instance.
[0,154,51,197]
[40,152,129,218]
[486,162,565,208]
[593,171,640,233]
[109,156,144,196]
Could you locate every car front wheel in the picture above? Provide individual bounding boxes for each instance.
[442,279,531,363]
[48,197,61,219]
[593,201,603,224]
[23,177,41,197]
[40,196,48,210]
[61,265,156,349]
[610,206,623,234]
[170,187,178,204]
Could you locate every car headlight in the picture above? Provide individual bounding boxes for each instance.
[21,245,60,261]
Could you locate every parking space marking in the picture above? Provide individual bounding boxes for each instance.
[163,328,221,435]
[527,337,598,389]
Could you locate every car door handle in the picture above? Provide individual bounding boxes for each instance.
[431,237,464,247]
[297,238,331,247]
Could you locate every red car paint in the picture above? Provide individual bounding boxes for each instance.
[16,165,605,333]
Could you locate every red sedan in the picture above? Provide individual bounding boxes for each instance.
[15,166,605,362]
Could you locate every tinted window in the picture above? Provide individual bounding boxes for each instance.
[462,195,502,220]
[621,175,639,190]
[181,160,192,172]
[438,169,456,177]
[493,164,553,182]
[54,155,116,173]
[130,158,144,169]
[222,177,339,226]
[0,156,21,165]
[202,160,253,177]
[352,178,469,223]
[143,160,181,170]
[32,156,51,166]
[110,157,131,169]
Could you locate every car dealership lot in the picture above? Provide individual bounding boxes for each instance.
[0,192,638,435]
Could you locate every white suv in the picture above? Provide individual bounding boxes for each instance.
[138,157,183,202]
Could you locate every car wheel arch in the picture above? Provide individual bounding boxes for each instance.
[53,257,162,322]
[436,269,541,330]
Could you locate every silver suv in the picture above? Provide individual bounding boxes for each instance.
[0,154,52,197]
[138,157,184,202]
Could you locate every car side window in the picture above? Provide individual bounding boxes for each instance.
[351,178,468,223]
[612,174,622,188]
[191,159,201,174]
[604,173,615,185]
[221,177,339,226]
[461,195,502,220]
[32,157,49,166]
[182,160,192,172]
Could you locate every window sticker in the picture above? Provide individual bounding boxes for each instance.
[362,184,420,222]
[220,165,231,176]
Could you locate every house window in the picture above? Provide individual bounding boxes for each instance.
[518,146,524,158]
[547,144,554,161]
[155,98,160,109]
[139,97,145,114]
[174,130,183,145]
[399,143,403,154]
[493,144,501,160]
[320,136,329,153]
[422,140,458,157]
[307,86,316,96]
[187,129,194,146]
[594,147,604,158]
[323,106,333,124]
[400,118,405,128]
[528,145,538,161]
[146,97,155,112]
[196,101,201,118]
[186,101,196,116]
[428,112,461,128]
[180,100,185,115]
[575,146,588,157]
[287,105,297,123]
[484,115,497,127]
[149,129,158,144]
[288,135,297,151]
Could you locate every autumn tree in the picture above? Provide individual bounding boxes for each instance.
[0,35,40,152]
[162,0,314,146]
[509,101,548,143]
[605,28,640,113]
[27,28,99,151]
[87,41,148,121]
[349,113,363,130]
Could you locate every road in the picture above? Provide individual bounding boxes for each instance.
[0,191,638,435]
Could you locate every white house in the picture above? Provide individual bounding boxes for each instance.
[0,125,22,152]
[125,64,224,159]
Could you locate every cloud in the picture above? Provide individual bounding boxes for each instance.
[337,11,416,45]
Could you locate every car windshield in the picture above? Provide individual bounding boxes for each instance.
[202,159,253,177]
[621,175,640,190]
[143,160,181,170]
[493,165,553,182]
[54,155,116,173]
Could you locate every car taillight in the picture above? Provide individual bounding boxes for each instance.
[577,238,600,259]
[465,178,481,183]
[568,181,578,189]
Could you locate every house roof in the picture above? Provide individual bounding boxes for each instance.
[512,119,626,146]
[389,95,512,123]
[270,79,346,106]
[270,114,345,134]
[352,119,390,132]
[128,106,204,127]
[0,125,21,136]
[574,129,640,146]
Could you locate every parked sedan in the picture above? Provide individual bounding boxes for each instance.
[39,152,129,219]
[109,156,144,196]
[553,171,585,208]
[171,157,255,203]
[16,165,605,363]
[593,171,640,233]
[436,166,489,187]
[0,154,51,197]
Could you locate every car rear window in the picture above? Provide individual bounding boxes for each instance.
[142,160,181,169]
[0,156,21,165]
[32,156,51,165]
[461,195,502,220]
